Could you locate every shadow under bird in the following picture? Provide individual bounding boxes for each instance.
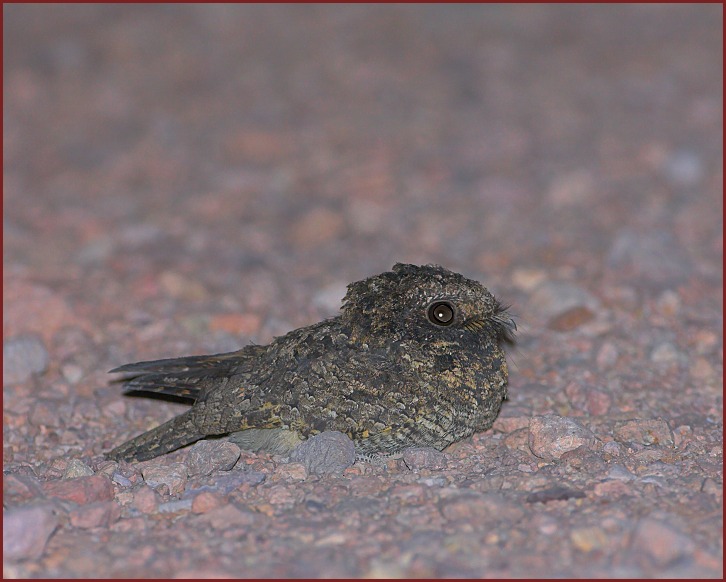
[107,263,516,462]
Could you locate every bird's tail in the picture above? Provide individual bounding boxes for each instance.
[106,410,203,462]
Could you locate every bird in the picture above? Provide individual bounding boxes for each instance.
[106,263,516,462]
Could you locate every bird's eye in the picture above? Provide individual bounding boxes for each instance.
[427,301,455,326]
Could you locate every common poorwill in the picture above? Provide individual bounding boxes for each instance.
[107,263,515,462]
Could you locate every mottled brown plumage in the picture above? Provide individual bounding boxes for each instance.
[107,263,515,462]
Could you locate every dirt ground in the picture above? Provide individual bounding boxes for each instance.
[3,4,722,578]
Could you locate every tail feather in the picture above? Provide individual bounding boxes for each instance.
[109,348,263,400]
[106,410,203,462]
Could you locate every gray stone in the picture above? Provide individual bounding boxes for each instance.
[187,440,241,477]
[3,334,49,385]
[141,462,188,496]
[528,415,597,461]
[290,431,356,475]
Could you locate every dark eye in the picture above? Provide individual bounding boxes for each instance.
[428,301,455,326]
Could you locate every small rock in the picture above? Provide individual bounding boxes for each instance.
[402,447,448,470]
[649,342,683,366]
[528,281,600,320]
[274,462,308,481]
[141,462,188,496]
[602,441,622,456]
[596,342,619,370]
[290,431,356,475]
[29,399,64,428]
[69,501,120,529]
[132,485,160,514]
[607,230,692,285]
[191,491,226,514]
[585,389,612,416]
[605,464,635,482]
[3,503,59,561]
[183,469,266,498]
[630,517,695,567]
[528,415,597,461]
[42,475,114,504]
[571,526,608,552]
[3,473,45,505]
[547,306,595,332]
[158,499,193,514]
[3,334,49,385]
[112,473,133,487]
[63,459,95,479]
[197,504,257,530]
[439,492,524,523]
[187,441,241,477]
[614,419,674,447]
[61,363,84,384]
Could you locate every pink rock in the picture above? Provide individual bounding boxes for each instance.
[132,485,160,514]
[69,501,121,529]
[191,491,226,514]
[42,475,114,505]
[3,503,59,561]
[528,415,596,461]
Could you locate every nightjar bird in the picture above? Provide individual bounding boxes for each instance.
[107,263,516,462]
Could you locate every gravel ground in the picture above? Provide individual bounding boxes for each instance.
[3,4,722,578]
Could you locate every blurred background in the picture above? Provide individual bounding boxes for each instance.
[3,5,723,578]
[4,3,722,363]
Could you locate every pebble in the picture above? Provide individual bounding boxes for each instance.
[69,501,121,529]
[607,230,692,285]
[570,526,608,552]
[3,503,59,561]
[547,306,595,332]
[42,475,114,505]
[191,491,226,514]
[274,462,308,481]
[183,469,266,498]
[438,491,524,523]
[3,334,49,385]
[649,341,683,366]
[3,473,45,505]
[196,504,257,530]
[402,447,448,471]
[602,441,622,456]
[112,472,133,487]
[613,419,674,447]
[595,342,619,370]
[528,281,600,320]
[630,517,695,567]
[187,440,241,477]
[528,415,597,461]
[158,498,193,514]
[63,459,95,479]
[141,462,188,496]
[290,431,356,475]
[61,363,84,384]
[131,485,160,514]
[605,464,636,482]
